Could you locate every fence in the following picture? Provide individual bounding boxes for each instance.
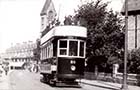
[84,72,140,86]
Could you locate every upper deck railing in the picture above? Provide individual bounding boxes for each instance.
[41,25,87,45]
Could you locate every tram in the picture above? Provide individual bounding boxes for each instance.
[39,25,87,86]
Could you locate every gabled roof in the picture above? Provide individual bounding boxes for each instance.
[121,0,140,15]
[40,0,56,16]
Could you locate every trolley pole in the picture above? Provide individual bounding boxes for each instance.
[121,0,128,90]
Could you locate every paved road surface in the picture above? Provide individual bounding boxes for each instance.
[0,74,9,90]
[1,70,139,90]
[8,70,107,90]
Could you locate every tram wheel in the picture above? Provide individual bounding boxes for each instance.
[46,75,51,83]
[40,74,47,83]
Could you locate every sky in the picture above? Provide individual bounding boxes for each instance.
[0,0,124,53]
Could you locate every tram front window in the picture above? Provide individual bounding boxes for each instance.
[69,41,78,56]
[59,40,67,55]
[60,40,67,48]
[59,40,85,57]
[79,42,84,57]
[60,49,67,55]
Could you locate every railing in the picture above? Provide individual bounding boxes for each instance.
[84,72,140,86]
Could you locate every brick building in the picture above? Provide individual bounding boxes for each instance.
[122,0,140,50]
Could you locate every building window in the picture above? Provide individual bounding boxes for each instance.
[41,17,44,26]
[48,10,54,23]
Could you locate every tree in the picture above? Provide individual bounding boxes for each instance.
[127,48,140,74]
[73,0,124,71]
[33,39,40,64]
[33,39,41,72]
[64,15,73,25]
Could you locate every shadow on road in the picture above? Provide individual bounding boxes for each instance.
[40,79,82,88]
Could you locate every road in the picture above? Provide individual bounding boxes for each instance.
[1,70,140,90]
[8,70,103,90]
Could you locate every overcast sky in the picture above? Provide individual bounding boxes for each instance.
[0,0,124,53]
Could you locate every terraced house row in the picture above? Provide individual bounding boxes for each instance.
[0,41,36,69]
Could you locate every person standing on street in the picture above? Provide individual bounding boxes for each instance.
[4,65,9,75]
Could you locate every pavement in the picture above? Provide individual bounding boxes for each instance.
[0,71,10,90]
[0,70,140,90]
[81,79,140,90]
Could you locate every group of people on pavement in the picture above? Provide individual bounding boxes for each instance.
[0,65,9,76]
[28,63,39,73]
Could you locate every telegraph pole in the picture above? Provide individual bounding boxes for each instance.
[135,15,137,48]
[121,0,128,90]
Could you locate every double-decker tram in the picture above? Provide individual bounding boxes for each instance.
[39,25,87,86]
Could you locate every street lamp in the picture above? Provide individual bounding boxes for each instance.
[121,0,128,90]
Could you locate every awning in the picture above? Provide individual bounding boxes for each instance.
[9,62,25,67]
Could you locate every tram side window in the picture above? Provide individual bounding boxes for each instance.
[41,49,43,59]
[40,49,42,60]
[48,46,51,58]
[53,41,57,56]
[46,47,48,58]
[69,41,78,56]
[79,42,84,57]
[59,40,67,55]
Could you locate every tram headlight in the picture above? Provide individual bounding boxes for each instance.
[70,60,76,64]
[71,65,76,71]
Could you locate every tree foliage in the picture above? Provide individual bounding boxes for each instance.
[127,48,140,74]
[73,0,124,66]
[33,39,41,64]
[64,15,73,25]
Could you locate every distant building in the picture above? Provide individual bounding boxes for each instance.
[121,0,140,50]
[2,41,36,69]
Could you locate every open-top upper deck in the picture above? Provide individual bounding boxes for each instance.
[41,25,87,45]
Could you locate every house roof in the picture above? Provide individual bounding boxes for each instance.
[40,0,56,16]
[121,0,140,15]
